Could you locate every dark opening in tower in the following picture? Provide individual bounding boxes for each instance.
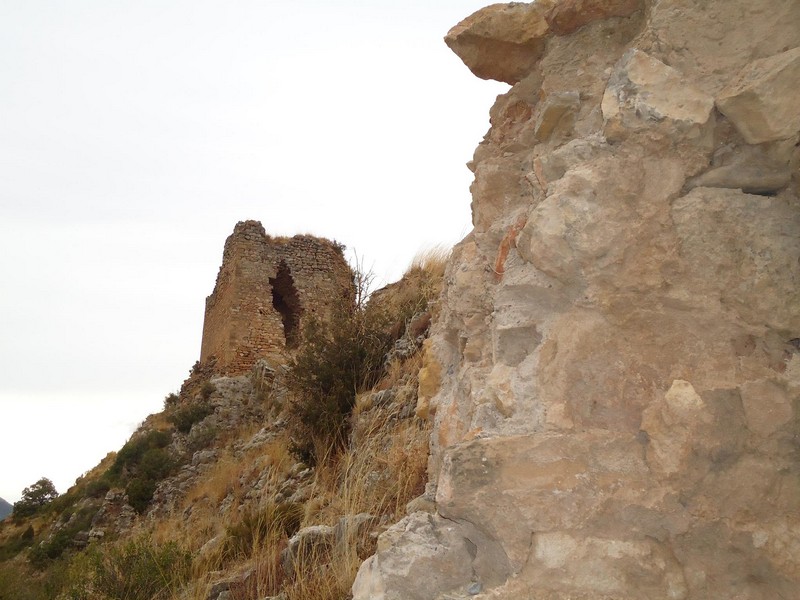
[269,261,302,349]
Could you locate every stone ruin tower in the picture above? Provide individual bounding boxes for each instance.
[200,220,354,376]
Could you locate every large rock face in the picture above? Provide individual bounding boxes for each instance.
[354,1,800,599]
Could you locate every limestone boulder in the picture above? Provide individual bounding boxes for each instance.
[444,3,551,84]
[281,525,335,576]
[716,47,800,144]
[435,434,654,569]
[685,135,799,194]
[531,134,609,189]
[470,156,532,233]
[602,49,715,166]
[352,511,507,600]
[333,513,380,560]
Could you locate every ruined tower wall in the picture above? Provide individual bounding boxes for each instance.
[200,220,354,376]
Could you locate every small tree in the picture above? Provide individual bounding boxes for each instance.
[13,478,58,519]
[287,260,394,463]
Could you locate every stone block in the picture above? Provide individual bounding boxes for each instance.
[716,47,800,144]
[602,49,715,143]
[352,512,488,600]
[444,3,551,84]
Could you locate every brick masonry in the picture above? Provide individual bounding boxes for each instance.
[200,220,354,375]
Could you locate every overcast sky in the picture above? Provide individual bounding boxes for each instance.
[0,1,506,503]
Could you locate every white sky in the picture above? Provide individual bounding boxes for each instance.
[0,1,506,502]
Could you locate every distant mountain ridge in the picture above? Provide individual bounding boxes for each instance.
[0,497,11,520]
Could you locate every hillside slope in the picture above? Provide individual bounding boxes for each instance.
[0,246,446,600]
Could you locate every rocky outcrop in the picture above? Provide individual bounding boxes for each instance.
[444,3,551,84]
[355,1,800,599]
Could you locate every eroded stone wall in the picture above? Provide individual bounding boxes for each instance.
[200,220,353,375]
[354,1,800,599]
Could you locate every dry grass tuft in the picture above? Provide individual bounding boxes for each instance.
[278,411,429,600]
[309,412,429,525]
[373,351,423,394]
[406,245,451,279]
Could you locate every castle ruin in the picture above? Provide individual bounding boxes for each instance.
[200,220,354,376]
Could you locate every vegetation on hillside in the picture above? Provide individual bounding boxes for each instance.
[11,479,58,520]
[0,249,448,600]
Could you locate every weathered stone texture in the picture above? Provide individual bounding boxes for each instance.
[545,0,642,35]
[601,49,716,170]
[444,2,551,84]
[716,46,800,144]
[355,0,800,599]
[200,221,353,375]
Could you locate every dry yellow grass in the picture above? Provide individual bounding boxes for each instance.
[158,432,296,545]
[372,351,423,395]
[307,410,429,525]
[275,411,429,600]
[406,245,451,278]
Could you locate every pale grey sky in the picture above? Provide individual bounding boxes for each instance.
[0,1,506,502]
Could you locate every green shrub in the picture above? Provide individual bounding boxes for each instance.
[200,380,216,400]
[21,525,34,541]
[64,536,191,600]
[106,430,175,514]
[49,489,80,516]
[167,402,214,434]
[163,392,180,408]
[12,478,58,519]
[110,430,172,480]
[84,477,111,499]
[138,448,173,480]
[125,478,156,515]
[287,291,395,462]
[29,531,71,568]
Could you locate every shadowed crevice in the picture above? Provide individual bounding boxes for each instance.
[270,260,302,349]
